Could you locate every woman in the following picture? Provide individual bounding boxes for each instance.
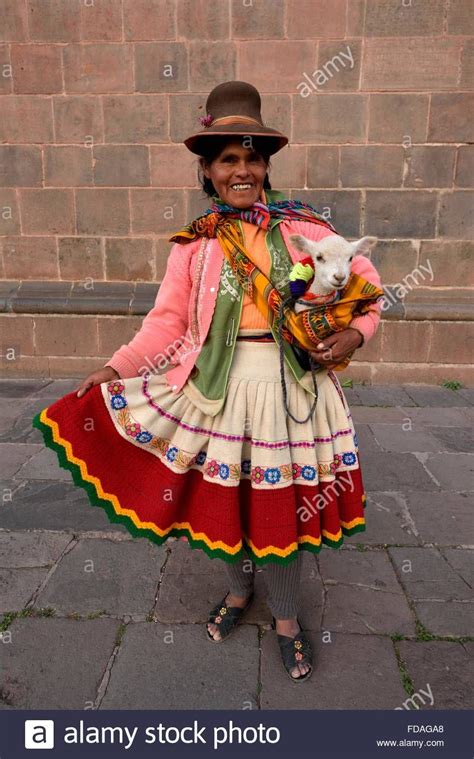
[33,81,382,683]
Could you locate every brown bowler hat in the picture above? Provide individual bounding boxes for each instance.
[183,80,288,156]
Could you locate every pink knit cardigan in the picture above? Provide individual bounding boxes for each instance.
[105,220,382,391]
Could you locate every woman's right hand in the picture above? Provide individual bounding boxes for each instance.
[76,366,120,398]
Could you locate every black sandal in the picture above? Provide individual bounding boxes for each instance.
[206,590,254,643]
[271,616,313,682]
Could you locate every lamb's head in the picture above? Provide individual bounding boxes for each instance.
[289,234,378,294]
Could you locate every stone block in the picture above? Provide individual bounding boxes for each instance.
[19,189,74,235]
[293,94,368,144]
[0,145,42,187]
[286,0,347,39]
[0,479,128,533]
[389,547,472,601]
[0,531,71,568]
[0,618,119,708]
[178,0,229,38]
[10,43,62,93]
[0,567,49,612]
[405,492,474,545]
[404,146,456,189]
[63,43,133,94]
[369,424,442,453]
[455,146,474,188]
[35,538,165,616]
[323,583,415,635]
[53,95,103,144]
[231,0,284,39]
[422,453,474,491]
[93,145,150,187]
[340,146,404,188]
[260,631,407,708]
[102,622,259,709]
[362,38,461,90]
[428,94,474,143]
[103,94,168,143]
[398,641,473,710]
[365,0,444,36]
[0,95,53,143]
[368,94,429,143]
[44,146,93,187]
[76,188,130,235]
[134,42,187,93]
[438,191,474,239]
[365,191,437,238]
[240,40,316,93]
[123,0,175,40]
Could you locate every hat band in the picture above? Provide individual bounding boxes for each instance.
[208,115,263,128]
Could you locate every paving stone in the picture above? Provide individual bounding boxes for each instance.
[457,388,474,406]
[35,538,165,616]
[356,385,415,407]
[0,567,49,612]
[441,548,473,587]
[369,424,442,453]
[361,492,421,546]
[398,641,473,709]
[400,407,473,428]
[0,401,31,436]
[361,452,438,491]
[0,480,127,533]
[322,584,414,636]
[0,398,51,444]
[341,387,362,406]
[423,453,474,491]
[389,547,472,602]
[260,632,407,709]
[414,601,473,637]
[0,443,42,478]
[351,407,407,424]
[404,491,473,546]
[426,425,474,453]
[0,618,119,708]
[16,445,72,481]
[101,622,259,709]
[0,379,52,399]
[35,379,82,399]
[0,532,72,568]
[403,386,471,408]
[319,548,404,593]
[353,424,382,456]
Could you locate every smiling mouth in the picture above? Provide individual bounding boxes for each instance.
[229,183,254,192]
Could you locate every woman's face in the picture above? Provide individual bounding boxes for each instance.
[202,139,268,208]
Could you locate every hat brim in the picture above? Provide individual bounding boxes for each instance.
[184,123,288,156]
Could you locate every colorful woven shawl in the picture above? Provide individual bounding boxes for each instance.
[170,206,383,358]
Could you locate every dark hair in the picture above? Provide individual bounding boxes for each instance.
[197,135,273,198]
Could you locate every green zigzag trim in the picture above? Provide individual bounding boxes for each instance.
[32,409,366,568]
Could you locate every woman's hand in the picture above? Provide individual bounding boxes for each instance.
[76,366,120,398]
[308,328,363,369]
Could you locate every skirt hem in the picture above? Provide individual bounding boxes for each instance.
[32,407,366,568]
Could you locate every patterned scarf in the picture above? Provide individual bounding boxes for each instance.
[170,194,337,242]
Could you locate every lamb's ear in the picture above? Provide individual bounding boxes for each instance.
[351,236,378,257]
[288,234,314,254]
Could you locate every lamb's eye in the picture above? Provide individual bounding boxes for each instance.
[349,255,354,261]
[316,255,324,262]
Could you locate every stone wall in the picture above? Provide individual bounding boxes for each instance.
[0,0,473,383]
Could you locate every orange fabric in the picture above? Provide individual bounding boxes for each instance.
[239,221,272,330]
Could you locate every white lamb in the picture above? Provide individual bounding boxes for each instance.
[288,233,378,313]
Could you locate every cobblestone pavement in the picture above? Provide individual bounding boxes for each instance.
[0,379,472,710]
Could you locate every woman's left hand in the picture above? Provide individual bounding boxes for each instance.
[307,328,363,369]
